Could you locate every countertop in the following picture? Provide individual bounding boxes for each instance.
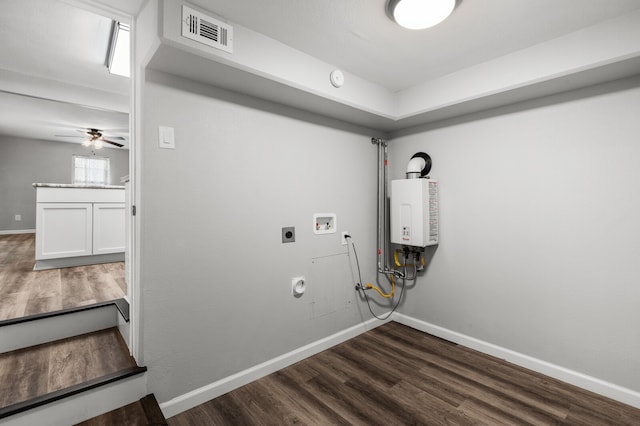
[33,183,125,189]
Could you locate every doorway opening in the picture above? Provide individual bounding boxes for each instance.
[0,0,136,354]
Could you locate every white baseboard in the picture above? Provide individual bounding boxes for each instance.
[160,312,640,419]
[392,313,640,409]
[0,229,35,235]
[33,252,124,270]
[159,316,391,418]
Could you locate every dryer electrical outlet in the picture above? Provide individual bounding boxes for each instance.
[391,179,439,247]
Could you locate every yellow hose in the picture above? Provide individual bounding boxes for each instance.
[365,274,395,298]
[364,249,409,299]
[394,250,402,267]
[361,249,424,299]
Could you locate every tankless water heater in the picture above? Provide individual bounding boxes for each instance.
[391,178,439,247]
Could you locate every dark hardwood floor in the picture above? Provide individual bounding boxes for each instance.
[169,322,640,425]
[0,327,136,408]
[76,394,168,426]
[0,233,126,321]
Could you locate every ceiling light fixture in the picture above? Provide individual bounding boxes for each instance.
[83,134,102,149]
[93,139,104,149]
[387,0,456,30]
[107,22,130,77]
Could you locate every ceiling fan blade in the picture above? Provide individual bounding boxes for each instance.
[103,139,125,148]
[101,128,129,133]
[103,135,126,141]
[55,134,85,138]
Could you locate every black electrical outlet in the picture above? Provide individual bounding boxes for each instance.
[282,226,295,243]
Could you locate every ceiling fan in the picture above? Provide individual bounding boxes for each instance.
[55,128,126,148]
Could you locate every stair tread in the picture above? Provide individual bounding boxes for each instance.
[0,327,137,410]
[0,298,130,328]
[1,366,147,420]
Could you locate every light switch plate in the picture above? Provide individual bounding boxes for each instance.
[158,126,175,149]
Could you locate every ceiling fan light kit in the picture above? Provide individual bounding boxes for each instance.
[57,128,125,149]
[387,0,456,30]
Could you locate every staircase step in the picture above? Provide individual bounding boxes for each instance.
[0,327,146,425]
[1,367,147,420]
[76,394,167,425]
[0,299,129,353]
[0,368,147,426]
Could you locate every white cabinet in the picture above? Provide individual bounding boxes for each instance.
[33,186,126,269]
[35,203,93,259]
[93,203,126,255]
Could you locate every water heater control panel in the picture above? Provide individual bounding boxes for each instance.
[391,179,439,247]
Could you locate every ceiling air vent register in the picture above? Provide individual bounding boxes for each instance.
[182,5,233,54]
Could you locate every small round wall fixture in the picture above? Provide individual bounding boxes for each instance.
[387,0,456,30]
[330,69,345,88]
[292,277,306,297]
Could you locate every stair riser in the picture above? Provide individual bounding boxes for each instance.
[0,373,147,426]
[0,305,119,352]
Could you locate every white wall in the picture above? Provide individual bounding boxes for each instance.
[139,70,382,402]
[0,135,129,231]
[388,76,640,393]
[134,1,640,406]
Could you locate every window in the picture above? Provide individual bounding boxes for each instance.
[73,155,110,185]
[107,22,130,77]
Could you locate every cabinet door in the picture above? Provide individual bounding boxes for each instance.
[93,203,125,255]
[36,203,93,260]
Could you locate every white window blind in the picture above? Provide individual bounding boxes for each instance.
[73,155,110,185]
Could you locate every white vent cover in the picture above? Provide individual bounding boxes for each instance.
[182,5,233,54]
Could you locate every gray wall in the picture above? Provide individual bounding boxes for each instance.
[0,135,129,231]
[140,71,381,402]
[388,76,640,392]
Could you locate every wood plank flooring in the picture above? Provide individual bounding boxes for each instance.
[0,233,125,321]
[76,394,168,426]
[0,327,136,409]
[168,322,640,425]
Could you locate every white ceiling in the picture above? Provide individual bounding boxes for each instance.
[0,0,141,149]
[0,0,121,94]
[192,0,640,92]
[0,0,639,146]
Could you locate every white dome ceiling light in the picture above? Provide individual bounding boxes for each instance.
[387,0,456,30]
